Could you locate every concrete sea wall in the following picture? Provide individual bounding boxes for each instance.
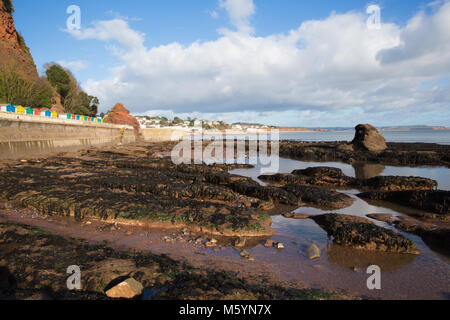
[0,112,136,160]
[140,128,187,142]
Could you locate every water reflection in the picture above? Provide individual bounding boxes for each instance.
[352,162,385,179]
[325,243,418,273]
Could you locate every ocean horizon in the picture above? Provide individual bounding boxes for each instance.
[279,129,450,145]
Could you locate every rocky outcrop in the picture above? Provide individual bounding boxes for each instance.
[0,0,38,81]
[105,103,141,130]
[229,182,299,206]
[283,184,354,210]
[393,216,450,253]
[352,124,387,152]
[359,176,438,191]
[279,141,450,168]
[311,214,420,254]
[358,190,449,218]
[259,166,437,191]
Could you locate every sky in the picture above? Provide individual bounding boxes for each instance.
[12,0,450,127]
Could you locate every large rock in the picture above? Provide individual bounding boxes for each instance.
[311,214,420,254]
[358,190,449,217]
[352,124,387,152]
[105,103,141,130]
[283,184,354,210]
[105,277,143,299]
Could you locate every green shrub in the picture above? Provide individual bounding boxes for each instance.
[0,66,52,108]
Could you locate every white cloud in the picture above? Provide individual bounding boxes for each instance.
[208,10,219,19]
[66,19,145,52]
[219,0,255,34]
[57,60,87,72]
[70,1,450,126]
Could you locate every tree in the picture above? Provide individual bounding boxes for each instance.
[79,91,99,117]
[45,63,72,108]
[44,63,99,116]
[160,117,169,126]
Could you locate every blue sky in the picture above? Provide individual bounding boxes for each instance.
[12,0,450,126]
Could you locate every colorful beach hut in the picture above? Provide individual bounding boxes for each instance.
[66,113,72,120]
[34,109,41,116]
[71,114,76,120]
[90,117,94,122]
[76,115,81,121]
[44,110,52,117]
[6,104,15,113]
[84,115,88,121]
[52,111,58,118]
[16,106,25,114]
[26,107,34,115]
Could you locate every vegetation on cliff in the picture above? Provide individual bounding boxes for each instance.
[0,65,52,108]
[44,63,99,116]
[0,2,99,116]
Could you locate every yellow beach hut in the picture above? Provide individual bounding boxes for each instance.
[16,106,25,114]
[52,111,58,118]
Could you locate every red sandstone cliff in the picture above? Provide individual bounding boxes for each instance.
[105,103,140,130]
[0,0,39,81]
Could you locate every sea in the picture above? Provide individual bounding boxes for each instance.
[279,129,450,145]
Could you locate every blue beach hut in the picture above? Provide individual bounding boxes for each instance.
[6,104,15,112]
[44,110,52,117]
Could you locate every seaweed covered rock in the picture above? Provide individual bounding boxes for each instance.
[279,141,450,167]
[0,148,275,237]
[228,182,298,206]
[358,190,449,218]
[352,124,387,152]
[394,217,450,252]
[360,176,437,191]
[283,185,354,210]
[311,214,420,254]
[260,166,437,191]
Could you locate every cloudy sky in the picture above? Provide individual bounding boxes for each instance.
[14,0,450,127]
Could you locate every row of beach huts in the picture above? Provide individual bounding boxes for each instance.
[0,104,106,124]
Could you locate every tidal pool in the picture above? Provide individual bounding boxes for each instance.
[229,157,450,300]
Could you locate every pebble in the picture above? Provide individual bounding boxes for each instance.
[240,250,255,261]
[306,244,321,260]
[275,242,285,249]
[264,240,275,248]
[205,241,217,248]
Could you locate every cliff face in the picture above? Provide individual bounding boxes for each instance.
[105,103,141,130]
[0,0,39,81]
